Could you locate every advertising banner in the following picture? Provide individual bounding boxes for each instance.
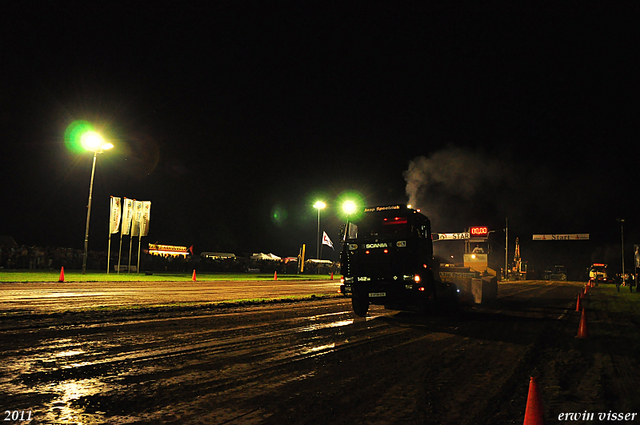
[109,197,122,234]
[437,232,470,240]
[121,198,134,236]
[532,234,590,241]
[140,201,151,237]
[131,200,143,237]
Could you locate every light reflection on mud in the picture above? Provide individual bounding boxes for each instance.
[44,378,105,424]
[1,299,383,423]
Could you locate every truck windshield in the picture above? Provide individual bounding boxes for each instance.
[347,215,410,240]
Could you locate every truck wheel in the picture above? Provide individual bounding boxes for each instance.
[352,295,369,317]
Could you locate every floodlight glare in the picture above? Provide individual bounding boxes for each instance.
[313,200,327,261]
[80,131,112,152]
[75,127,114,274]
[343,200,357,215]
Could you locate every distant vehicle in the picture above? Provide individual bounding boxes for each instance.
[340,205,458,317]
[589,263,613,283]
[544,265,567,281]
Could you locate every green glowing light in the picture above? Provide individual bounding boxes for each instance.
[337,191,364,219]
[64,120,94,154]
[343,200,357,214]
[64,121,113,153]
[270,205,288,226]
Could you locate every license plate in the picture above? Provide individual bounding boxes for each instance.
[369,292,386,298]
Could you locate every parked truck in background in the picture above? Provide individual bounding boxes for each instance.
[589,263,612,283]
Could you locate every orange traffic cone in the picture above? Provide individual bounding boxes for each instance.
[330,272,334,280]
[192,269,196,281]
[575,293,581,312]
[274,271,278,281]
[58,267,65,283]
[523,376,544,425]
[576,308,588,339]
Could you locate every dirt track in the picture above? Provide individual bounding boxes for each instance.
[1,280,638,424]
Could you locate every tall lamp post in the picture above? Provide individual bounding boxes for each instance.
[617,218,625,278]
[81,131,114,274]
[313,201,326,260]
[342,200,357,242]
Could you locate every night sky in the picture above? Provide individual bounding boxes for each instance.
[1,2,639,273]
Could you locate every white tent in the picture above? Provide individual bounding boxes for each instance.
[250,252,281,261]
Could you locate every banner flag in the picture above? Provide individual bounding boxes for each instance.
[109,197,122,234]
[322,231,334,250]
[131,200,143,237]
[140,201,151,237]
[122,198,135,236]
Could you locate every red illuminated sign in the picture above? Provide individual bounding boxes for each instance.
[470,226,489,237]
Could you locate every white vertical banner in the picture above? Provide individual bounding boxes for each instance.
[131,200,143,237]
[107,196,122,273]
[118,197,134,274]
[137,201,151,273]
[140,201,151,237]
[126,199,138,273]
[121,198,134,236]
[109,197,122,234]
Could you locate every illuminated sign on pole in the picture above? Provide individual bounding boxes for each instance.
[470,226,489,237]
[436,232,470,240]
[532,234,590,241]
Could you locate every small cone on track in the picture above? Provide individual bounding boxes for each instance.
[58,267,65,283]
[192,269,196,282]
[576,308,588,339]
[575,293,582,312]
[274,271,278,281]
[523,376,544,425]
[330,272,334,280]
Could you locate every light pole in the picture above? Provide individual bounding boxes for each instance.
[617,218,625,278]
[342,200,357,241]
[313,201,326,260]
[81,131,114,274]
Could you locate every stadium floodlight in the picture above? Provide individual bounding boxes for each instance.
[342,200,357,215]
[313,201,327,260]
[80,131,113,152]
[80,130,113,274]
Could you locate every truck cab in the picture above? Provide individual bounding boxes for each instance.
[340,205,457,316]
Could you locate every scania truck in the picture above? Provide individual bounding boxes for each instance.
[339,204,458,317]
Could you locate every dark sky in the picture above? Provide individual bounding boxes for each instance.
[1,2,639,272]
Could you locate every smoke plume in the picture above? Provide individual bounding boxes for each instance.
[404,147,514,232]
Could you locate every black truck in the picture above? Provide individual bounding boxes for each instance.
[340,204,458,316]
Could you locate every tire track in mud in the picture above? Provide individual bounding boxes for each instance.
[0,299,421,424]
[0,283,588,424]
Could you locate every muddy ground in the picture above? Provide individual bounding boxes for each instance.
[1,280,639,424]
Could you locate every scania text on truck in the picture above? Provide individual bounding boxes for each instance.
[340,204,458,317]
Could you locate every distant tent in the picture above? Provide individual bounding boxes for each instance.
[250,252,281,261]
[0,236,18,247]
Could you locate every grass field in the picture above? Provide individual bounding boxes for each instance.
[589,283,640,318]
[0,269,334,283]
